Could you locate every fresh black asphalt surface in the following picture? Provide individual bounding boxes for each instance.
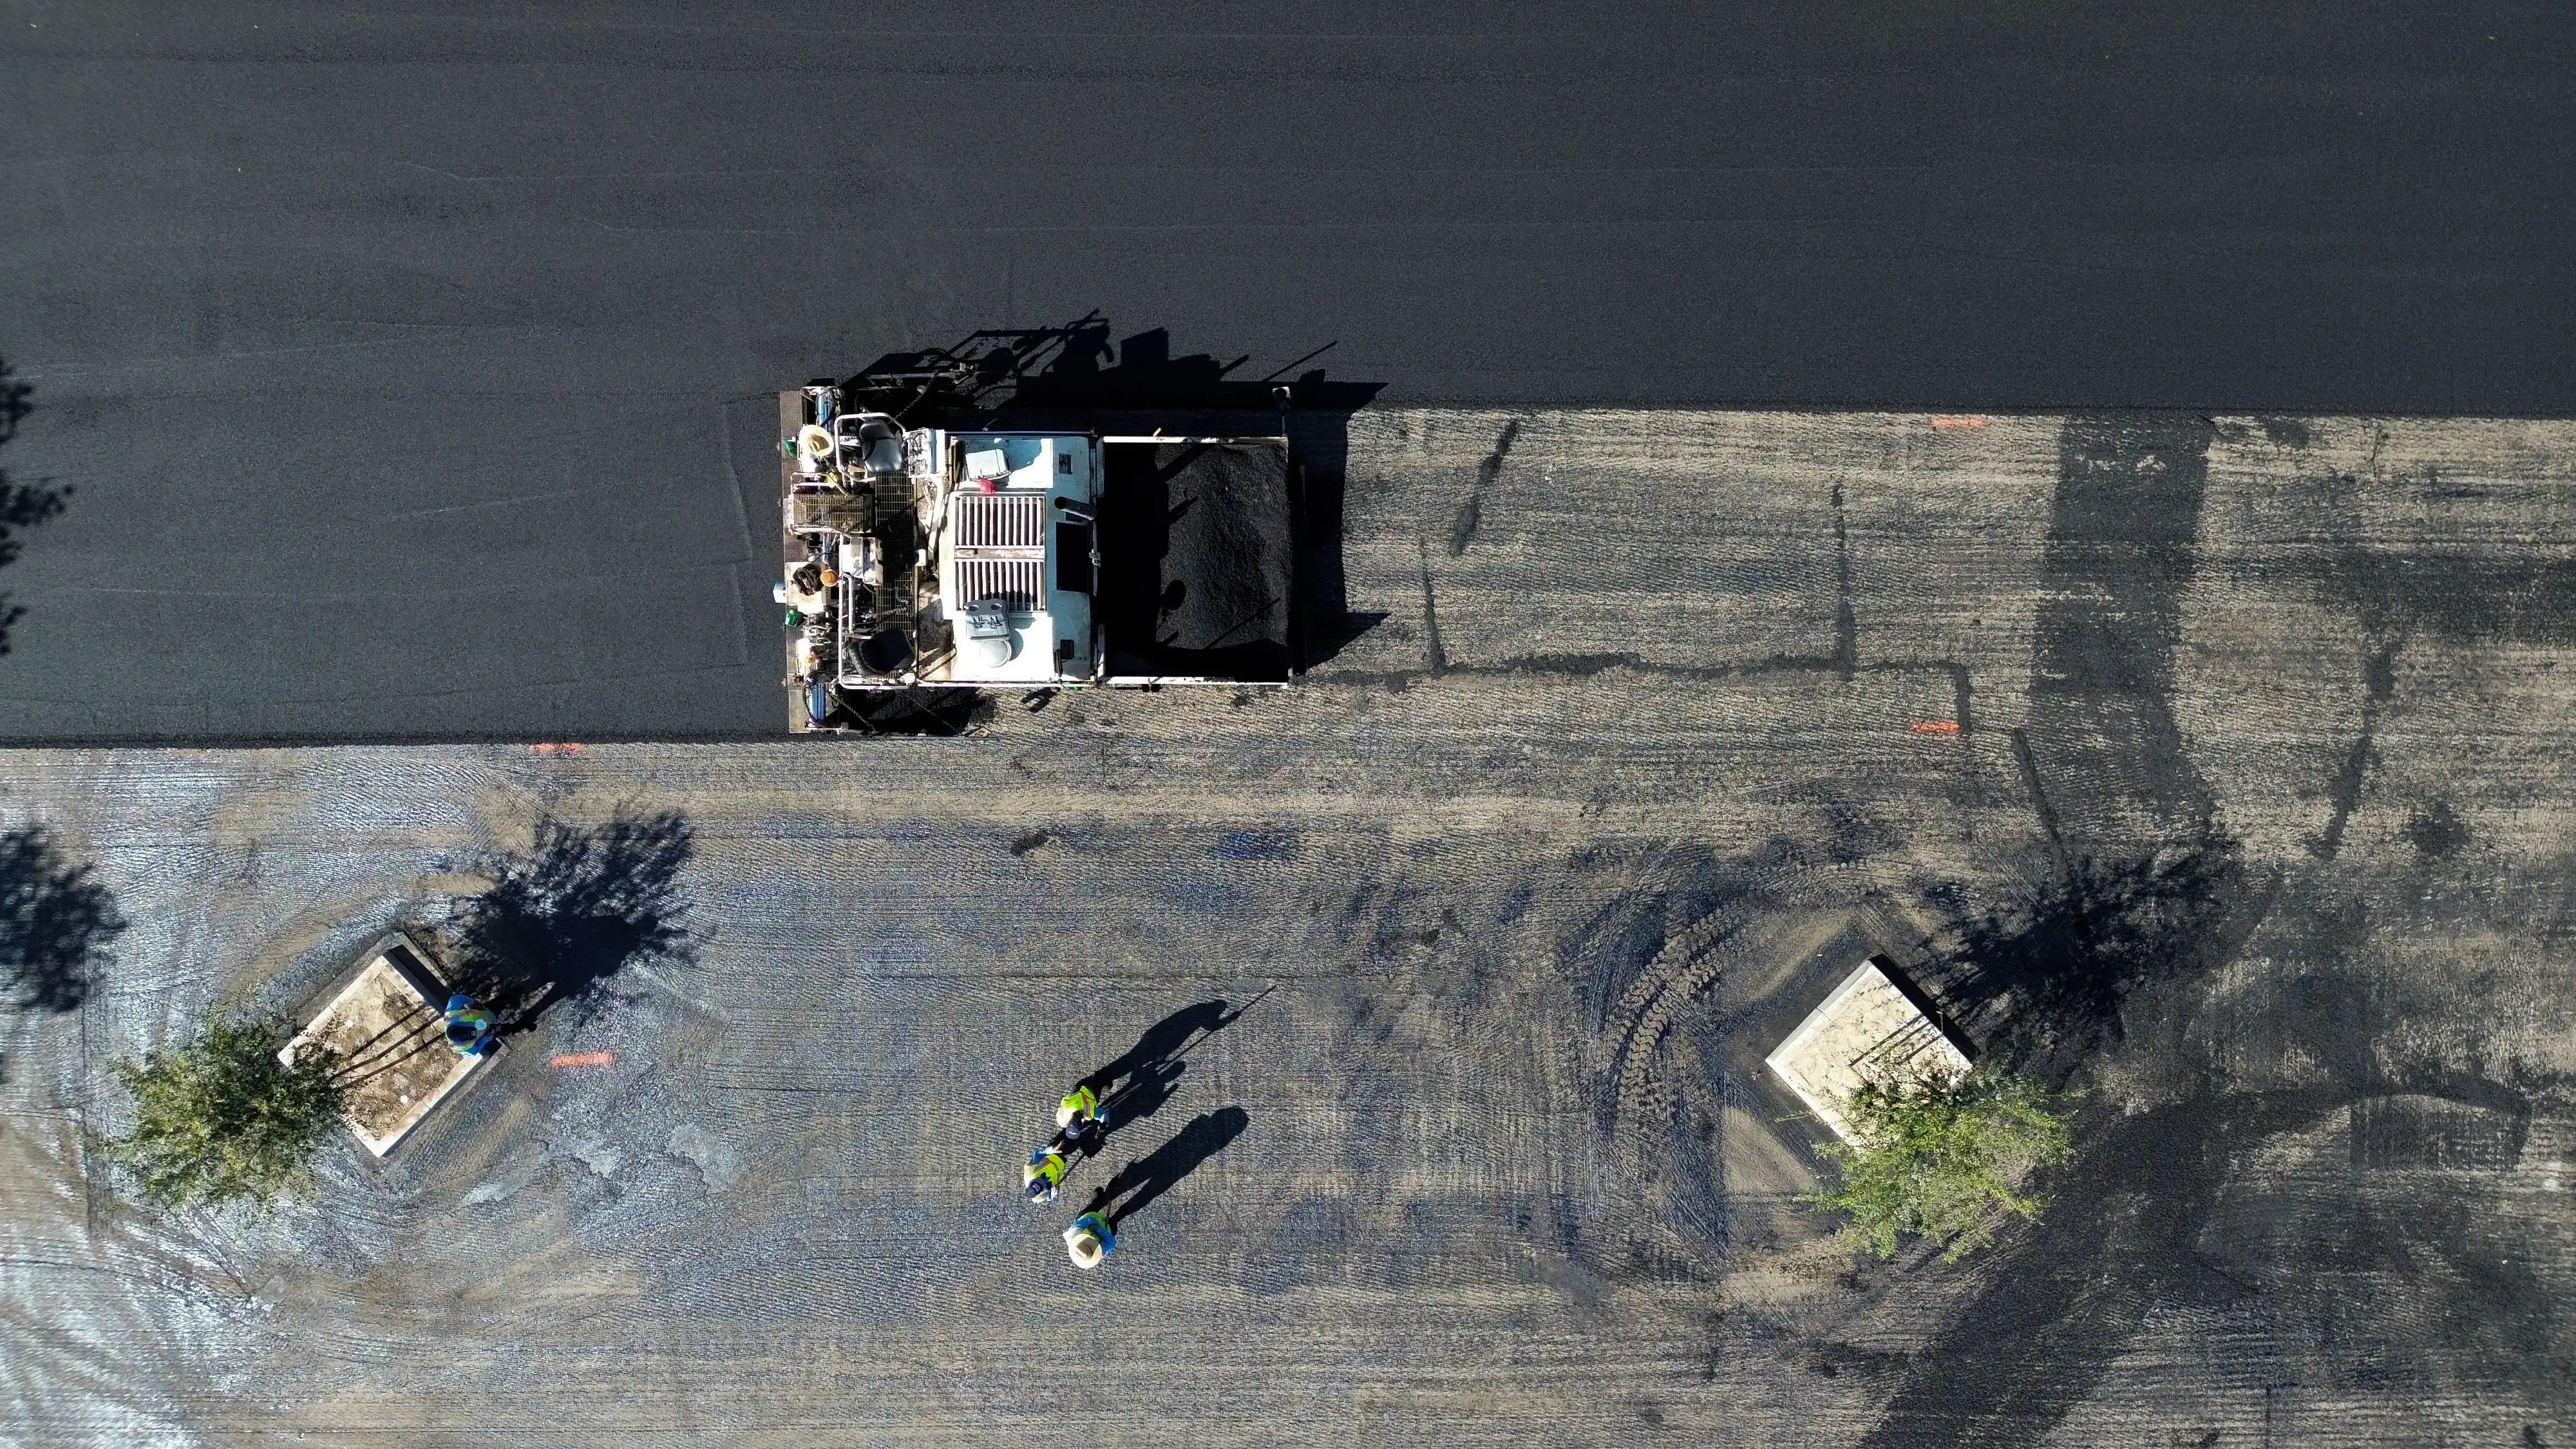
[2,1,2571,740]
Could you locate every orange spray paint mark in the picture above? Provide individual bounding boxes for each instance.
[1929,417,1989,430]
[529,743,587,755]
[1909,720,1962,735]
[549,1050,615,1069]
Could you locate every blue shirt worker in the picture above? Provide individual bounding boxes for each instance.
[1064,1211,1115,1269]
[442,995,495,1057]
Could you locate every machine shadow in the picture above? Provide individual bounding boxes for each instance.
[847,316,1386,674]
[0,824,127,1014]
[840,687,994,737]
[443,812,697,1034]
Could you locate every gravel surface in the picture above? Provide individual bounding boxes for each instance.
[1,408,2571,1446]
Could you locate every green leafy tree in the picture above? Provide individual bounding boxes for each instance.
[102,1016,348,1209]
[1808,1066,2073,1262]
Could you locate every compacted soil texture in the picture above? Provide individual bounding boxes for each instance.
[3,410,2571,1446]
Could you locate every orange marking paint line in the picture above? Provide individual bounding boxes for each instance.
[549,1050,615,1068]
[1929,416,1989,430]
[529,743,587,755]
[1909,719,1962,735]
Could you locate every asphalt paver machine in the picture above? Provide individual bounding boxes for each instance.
[775,328,1300,732]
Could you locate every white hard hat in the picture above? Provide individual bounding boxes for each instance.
[1054,1104,1077,1129]
[1065,1227,1105,1269]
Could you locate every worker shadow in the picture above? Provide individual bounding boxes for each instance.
[1086,1056,1188,1150]
[1072,989,1271,1152]
[442,811,697,1036]
[1090,987,1264,1095]
[1083,1106,1251,1231]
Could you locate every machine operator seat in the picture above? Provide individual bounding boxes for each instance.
[833,413,907,478]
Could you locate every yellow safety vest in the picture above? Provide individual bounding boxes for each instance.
[1060,1084,1101,1121]
[1026,1150,1067,1188]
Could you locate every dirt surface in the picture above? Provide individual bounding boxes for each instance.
[1,409,2572,1446]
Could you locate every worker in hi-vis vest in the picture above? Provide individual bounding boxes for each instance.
[1024,1145,1070,1205]
[1056,1083,1107,1139]
[1065,1211,1115,1268]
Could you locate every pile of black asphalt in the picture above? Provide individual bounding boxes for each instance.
[1095,441,1295,683]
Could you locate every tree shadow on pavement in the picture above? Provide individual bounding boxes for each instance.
[1857,1065,2551,1449]
[0,361,73,659]
[0,824,126,1014]
[1083,1106,1251,1231]
[1932,830,2257,1085]
[446,813,696,1034]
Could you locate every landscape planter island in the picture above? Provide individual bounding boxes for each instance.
[1765,954,1973,1142]
[279,936,486,1157]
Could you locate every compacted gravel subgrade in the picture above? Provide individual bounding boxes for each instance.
[1,410,2572,1446]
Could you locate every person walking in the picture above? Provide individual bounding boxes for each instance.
[1056,1082,1108,1142]
[1023,1144,1070,1205]
[1063,1211,1115,1269]
[1022,1082,1110,1209]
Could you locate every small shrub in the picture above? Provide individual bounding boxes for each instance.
[103,1016,348,1210]
[1808,1066,2073,1262]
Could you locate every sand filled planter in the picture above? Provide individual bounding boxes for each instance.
[1765,954,1972,1142]
[279,938,485,1157]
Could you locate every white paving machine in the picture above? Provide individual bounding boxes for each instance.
[775,332,1300,732]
